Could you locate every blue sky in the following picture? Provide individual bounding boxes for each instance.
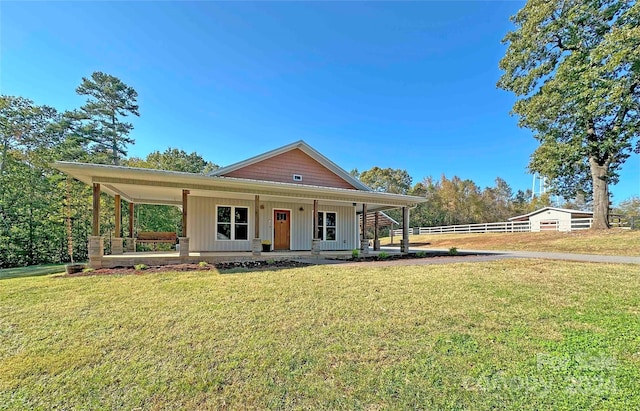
[2,1,638,204]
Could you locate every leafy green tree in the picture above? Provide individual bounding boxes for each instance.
[0,97,68,267]
[126,147,218,174]
[73,72,139,165]
[359,167,412,194]
[614,196,640,228]
[123,148,218,236]
[498,0,639,229]
[615,196,640,216]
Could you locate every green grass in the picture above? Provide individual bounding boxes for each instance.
[0,264,66,280]
[1,261,639,409]
[383,229,640,256]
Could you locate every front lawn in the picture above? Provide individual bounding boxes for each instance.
[1,261,638,409]
[0,264,66,281]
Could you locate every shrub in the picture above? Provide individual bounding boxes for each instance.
[416,251,427,258]
[448,247,458,256]
[82,268,94,273]
[378,252,389,260]
[351,249,360,259]
[134,264,148,271]
[198,261,209,268]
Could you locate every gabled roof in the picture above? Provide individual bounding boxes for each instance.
[51,161,426,211]
[509,207,593,221]
[209,140,371,191]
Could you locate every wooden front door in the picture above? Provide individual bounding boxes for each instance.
[273,210,291,250]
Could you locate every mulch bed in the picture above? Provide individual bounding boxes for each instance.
[346,250,471,262]
[64,251,478,277]
[66,260,313,276]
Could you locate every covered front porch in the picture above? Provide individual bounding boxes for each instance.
[54,162,424,269]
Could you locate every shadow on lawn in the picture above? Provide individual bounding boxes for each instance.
[0,264,67,281]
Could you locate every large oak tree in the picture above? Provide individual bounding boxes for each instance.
[498,0,639,229]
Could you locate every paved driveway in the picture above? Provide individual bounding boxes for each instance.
[300,247,639,267]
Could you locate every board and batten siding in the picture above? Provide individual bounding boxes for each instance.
[188,196,356,251]
[188,196,254,252]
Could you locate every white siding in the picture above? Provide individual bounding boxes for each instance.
[188,196,356,251]
[317,205,356,251]
[188,196,253,251]
[529,209,572,232]
[260,201,310,251]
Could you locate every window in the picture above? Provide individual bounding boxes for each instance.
[316,211,336,241]
[217,206,249,240]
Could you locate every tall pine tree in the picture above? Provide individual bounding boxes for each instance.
[73,72,139,165]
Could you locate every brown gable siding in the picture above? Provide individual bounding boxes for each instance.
[222,148,357,189]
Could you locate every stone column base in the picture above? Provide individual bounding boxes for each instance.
[125,237,135,252]
[360,239,370,255]
[178,237,189,257]
[88,236,104,269]
[311,239,321,255]
[111,238,124,255]
[401,239,410,254]
[252,238,262,256]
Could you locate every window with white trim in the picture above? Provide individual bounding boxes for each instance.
[217,206,249,240]
[317,211,336,241]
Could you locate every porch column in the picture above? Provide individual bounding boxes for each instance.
[361,203,369,255]
[390,222,394,245]
[126,202,135,252]
[312,199,320,255]
[112,194,123,255]
[373,211,380,251]
[89,183,103,268]
[252,195,261,256]
[401,206,410,254]
[179,190,190,257]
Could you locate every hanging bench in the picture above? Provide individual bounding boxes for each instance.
[135,232,178,250]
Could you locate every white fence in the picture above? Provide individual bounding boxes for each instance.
[392,218,594,236]
[570,218,593,231]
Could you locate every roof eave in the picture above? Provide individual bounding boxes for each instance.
[52,161,425,207]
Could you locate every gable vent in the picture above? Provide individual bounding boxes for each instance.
[292,174,303,182]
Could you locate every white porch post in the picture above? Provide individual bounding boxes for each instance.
[252,195,262,256]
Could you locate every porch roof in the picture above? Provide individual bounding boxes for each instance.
[52,162,426,212]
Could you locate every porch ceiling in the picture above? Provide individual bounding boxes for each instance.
[53,161,426,211]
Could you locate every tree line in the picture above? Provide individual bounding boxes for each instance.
[352,167,587,230]
[0,73,215,268]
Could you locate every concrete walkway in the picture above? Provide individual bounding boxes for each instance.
[294,247,639,267]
